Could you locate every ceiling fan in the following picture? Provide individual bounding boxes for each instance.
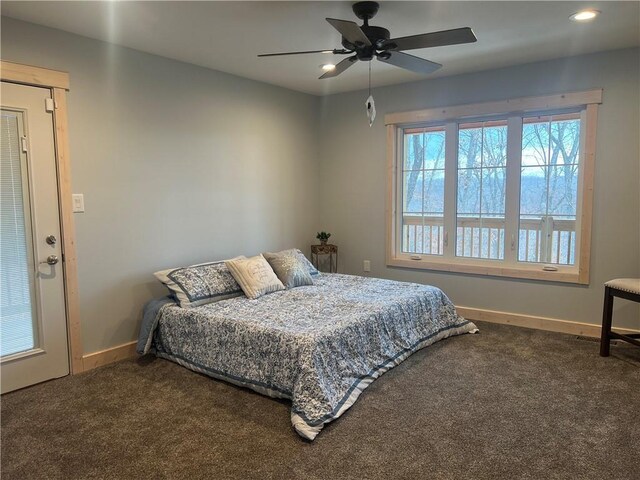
[258,1,477,79]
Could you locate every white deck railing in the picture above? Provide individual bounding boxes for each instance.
[402,215,576,265]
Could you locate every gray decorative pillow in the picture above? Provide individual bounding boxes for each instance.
[263,251,314,289]
[269,248,320,276]
[154,257,245,308]
[225,255,285,300]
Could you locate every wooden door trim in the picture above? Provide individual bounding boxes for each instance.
[0,60,69,90]
[1,60,83,374]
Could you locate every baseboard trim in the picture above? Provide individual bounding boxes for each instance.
[456,306,640,338]
[81,341,138,372]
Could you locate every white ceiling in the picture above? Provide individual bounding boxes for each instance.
[2,1,639,96]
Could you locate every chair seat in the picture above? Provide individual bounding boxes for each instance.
[604,278,640,295]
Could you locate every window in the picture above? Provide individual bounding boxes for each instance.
[456,120,507,260]
[387,90,600,284]
[402,126,445,255]
[519,114,580,265]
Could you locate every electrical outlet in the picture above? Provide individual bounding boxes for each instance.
[363,260,371,272]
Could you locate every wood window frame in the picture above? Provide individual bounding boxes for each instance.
[385,90,601,285]
[1,60,83,373]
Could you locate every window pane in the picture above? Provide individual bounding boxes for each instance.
[522,120,550,166]
[520,166,547,215]
[456,121,506,260]
[456,221,504,260]
[424,169,445,214]
[548,165,579,216]
[481,167,505,215]
[519,114,580,264]
[458,127,482,169]
[402,127,446,256]
[550,118,581,166]
[482,124,507,167]
[403,171,423,213]
[404,133,424,171]
[457,169,479,214]
[402,213,444,255]
[1,110,36,356]
[424,131,446,170]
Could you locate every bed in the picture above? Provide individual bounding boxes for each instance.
[137,273,477,440]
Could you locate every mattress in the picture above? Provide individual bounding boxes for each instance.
[137,273,477,440]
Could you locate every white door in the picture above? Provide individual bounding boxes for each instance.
[1,81,69,393]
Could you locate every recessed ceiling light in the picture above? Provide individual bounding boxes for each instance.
[321,64,336,71]
[570,9,600,21]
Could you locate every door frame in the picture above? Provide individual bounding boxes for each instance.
[1,60,83,374]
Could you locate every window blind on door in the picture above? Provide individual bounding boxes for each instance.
[1,110,36,356]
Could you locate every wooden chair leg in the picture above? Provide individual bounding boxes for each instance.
[600,286,614,357]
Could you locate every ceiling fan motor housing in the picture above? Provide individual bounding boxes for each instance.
[341,1,391,60]
[341,25,390,60]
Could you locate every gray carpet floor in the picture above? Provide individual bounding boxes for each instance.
[2,321,639,480]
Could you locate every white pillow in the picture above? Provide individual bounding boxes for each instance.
[225,255,285,300]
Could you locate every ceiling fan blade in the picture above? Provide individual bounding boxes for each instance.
[377,52,442,75]
[258,49,345,57]
[326,18,371,47]
[382,27,477,52]
[319,55,359,79]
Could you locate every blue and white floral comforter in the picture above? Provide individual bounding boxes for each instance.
[138,274,477,440]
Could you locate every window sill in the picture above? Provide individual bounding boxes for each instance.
[386,256,587,284]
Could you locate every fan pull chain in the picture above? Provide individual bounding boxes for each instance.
[365,61,376,126]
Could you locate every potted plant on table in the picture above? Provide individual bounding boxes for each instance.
[316,231,331,246]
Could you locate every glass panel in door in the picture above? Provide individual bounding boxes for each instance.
[1,109,38,357]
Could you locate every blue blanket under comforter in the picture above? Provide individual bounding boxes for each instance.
[138,274,477,440]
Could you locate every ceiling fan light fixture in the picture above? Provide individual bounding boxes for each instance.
[321,63,336,71]
[570,9,600,22]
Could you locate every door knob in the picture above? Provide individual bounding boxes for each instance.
[40,255,59,266]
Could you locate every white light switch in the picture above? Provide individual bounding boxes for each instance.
[72,194,85,213]
[363,260,371,272]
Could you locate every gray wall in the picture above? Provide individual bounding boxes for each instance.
[1,17,321,353]
[2,16,638,356]
[318,48,640,329]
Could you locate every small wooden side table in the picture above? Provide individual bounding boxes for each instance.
[311,244,338,273]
